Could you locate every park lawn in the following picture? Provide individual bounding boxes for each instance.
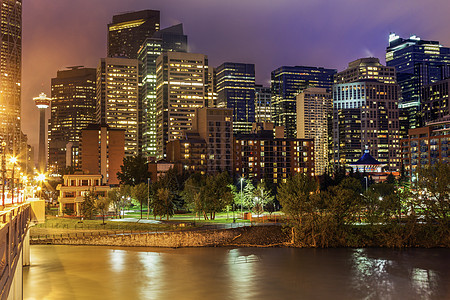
[35,216,186,231]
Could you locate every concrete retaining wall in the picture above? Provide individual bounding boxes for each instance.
[32,228,245,248]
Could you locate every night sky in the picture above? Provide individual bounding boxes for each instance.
[21,0,450,150]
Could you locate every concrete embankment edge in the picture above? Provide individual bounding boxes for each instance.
[31,225,290,248]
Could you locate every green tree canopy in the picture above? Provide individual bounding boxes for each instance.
[117,155,150,186]
[278,173,319,224]
[132,182,149,219]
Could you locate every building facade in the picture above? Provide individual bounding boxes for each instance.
[166,132,207,174]
[400,120,450,180]
[0,0,22,155]
[386,33,450,129]
[107,10,160,59]
[155,52,208,159]
[271,66,336,138]
[80,124,125,185]
[255,85,272,123]
[56,174,110,216]
[138,24,188,159]
[193,107,233,173]
[332,80,401,171]
[297,87,332,175]
[216,62,255,134]
[421,78,449,124]
[234,123,315,184]
[96,57,139,157]
[48,67,96,173]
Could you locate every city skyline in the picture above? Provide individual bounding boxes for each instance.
[21,0,450,151]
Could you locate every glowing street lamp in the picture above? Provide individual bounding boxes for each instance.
[10,156,17,204]
[1,141,6,207]
[240,177,244,216]
[37,173,46,199]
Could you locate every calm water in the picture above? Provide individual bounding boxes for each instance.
[24,245,450,300]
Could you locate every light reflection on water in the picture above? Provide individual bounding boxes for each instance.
[23,246,450,300]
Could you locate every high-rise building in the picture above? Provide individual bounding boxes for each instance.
[334,57,396,84]
[421,78,450,124]
[271,66,336,138]
[96,57,139,157]
[138,24,188,159]
[297,87,332,175]
[216,63,255,134]
[386,33,450,129]
[333,58,401,171]
[155,52,208,159]
[0,0,22,156]
[48,67,96,173]
[107,10,160,59]
[80,124,125,185]
[400,120,450,180]
[193,107,233,173]
[255,85,272,123]
[207,68,218,108]
[234,123,315,184]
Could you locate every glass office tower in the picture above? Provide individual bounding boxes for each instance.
[271,66,336,138]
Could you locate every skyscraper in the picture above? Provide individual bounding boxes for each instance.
[333,58,401,171]
[0,0,22,155]
[155,52,208,159]
[216,62,255,134]
[96,57,139,157]
[386,33,450,129]
[297,87,332,175]
[271,66,336,138]
[49,67,96,173]
[138,24,188,159]
[255,85,272,123]
[108,10,160,59]
[421,78,450,124]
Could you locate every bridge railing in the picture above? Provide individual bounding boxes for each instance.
[0,204,31,300]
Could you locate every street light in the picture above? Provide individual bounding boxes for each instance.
[37,173,46,199]
[147,178,151,220]
[1,141,6,207]
[240,177,244,217]
[10,156,17,205]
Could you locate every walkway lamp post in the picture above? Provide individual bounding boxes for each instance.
[240,177,244,217]
[1,141,6,207]
[147,178,151,220]
[37,173,46,199]
[10,156,17,204]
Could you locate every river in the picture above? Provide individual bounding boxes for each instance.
[24,245,450,300]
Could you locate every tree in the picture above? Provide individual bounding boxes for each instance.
[154,187,174,220]
[182,173,206,216]
[117,155,150,186]
[95,196,111,225]
[278,174,319,224]
[278,174,321,246]
[242,179,255,209]
[411,162,450,232]
[323,178,362,227]
[251,181,274,218]
[200,172,234,220]
[81,190,97,219]
[133,183,149,219]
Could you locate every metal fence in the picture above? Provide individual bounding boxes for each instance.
[0,204,30,300]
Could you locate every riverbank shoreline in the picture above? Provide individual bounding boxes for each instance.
[30,225,291,248]
[30,223,450,249]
